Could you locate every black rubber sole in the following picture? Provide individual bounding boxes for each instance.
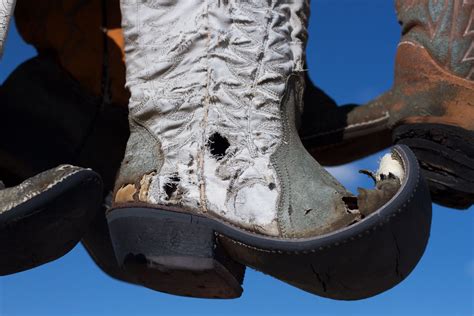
[107,145,432,300]
[0,169,102,275]
[109,211,245,299]
[394,123,474,209]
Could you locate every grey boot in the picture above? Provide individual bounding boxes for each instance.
[107,0,432,300]
[0,165,102,275]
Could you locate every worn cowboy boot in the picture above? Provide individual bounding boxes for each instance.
[301,0,474,209]
[0,0,136,283]
[0,165,102,275]
[0,0,104,276]
[107,0,432,300]
[0,54,133,281]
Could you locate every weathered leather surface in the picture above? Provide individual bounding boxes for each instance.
[0,55,132,283]
[396,0,473,80]
[301,0,474,165]
[0,165,82,214]
[0,55,129,190]
[271,76,355,238]
[0,0,15,57]
[114,0,359,238]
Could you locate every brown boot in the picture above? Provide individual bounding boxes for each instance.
[2,0,133,283]
[301,0,474,209]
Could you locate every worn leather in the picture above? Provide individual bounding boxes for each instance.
[301,0,474,165]
[0,55,129,190]
[0,0,15,57]
[271,76,355,238]
[397,0,473,80]
[0,165,82,214]
[113,0,363,238]
[0,55,132,283]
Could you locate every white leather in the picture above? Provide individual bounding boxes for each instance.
[121,0,308,236]
[376,153,405,182]
[0,0,15,58]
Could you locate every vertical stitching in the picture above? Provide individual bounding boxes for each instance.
[199,0,211,213]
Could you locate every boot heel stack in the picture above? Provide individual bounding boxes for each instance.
[107,208,245,299]
[394,123,474,209]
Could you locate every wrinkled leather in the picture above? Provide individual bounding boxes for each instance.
[301,0,474,165]
[0,0,15,57]
[115,0,358,238]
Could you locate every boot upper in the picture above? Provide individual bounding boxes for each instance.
[114,0,358,238]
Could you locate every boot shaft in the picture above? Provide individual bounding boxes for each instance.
[115,0,358,238]
[396,0,473,80]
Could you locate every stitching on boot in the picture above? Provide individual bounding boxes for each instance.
[304,112,390,139]
[198,0,212,213]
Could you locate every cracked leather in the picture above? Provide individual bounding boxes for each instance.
[301,0,474,165]
[0,165,82,214]
[114,0,357,238]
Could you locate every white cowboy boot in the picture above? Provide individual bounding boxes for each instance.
[107,0,432,299]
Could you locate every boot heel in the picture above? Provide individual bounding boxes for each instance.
[393,123,474,209]
[106,208,245,299]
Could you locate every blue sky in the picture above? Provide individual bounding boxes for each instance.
[0,1,473,315]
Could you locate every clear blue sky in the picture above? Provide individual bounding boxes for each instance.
[0,1,473,315]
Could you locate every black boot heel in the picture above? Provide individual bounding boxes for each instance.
[107,208,245,299]
[393,123,474,209]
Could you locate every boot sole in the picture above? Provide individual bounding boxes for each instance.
[107,145,432,300]
[0,169,102,275]
[394,123,474,209]
[107,209,245,299]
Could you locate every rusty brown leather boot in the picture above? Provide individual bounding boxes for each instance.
[301,0,474,209]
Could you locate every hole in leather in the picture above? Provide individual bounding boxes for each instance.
[342,196,358,210]
[164,174,180,199]
[208,132,230,160]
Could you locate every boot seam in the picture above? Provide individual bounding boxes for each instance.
[302,112,390,139]
[199,1,212,213]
